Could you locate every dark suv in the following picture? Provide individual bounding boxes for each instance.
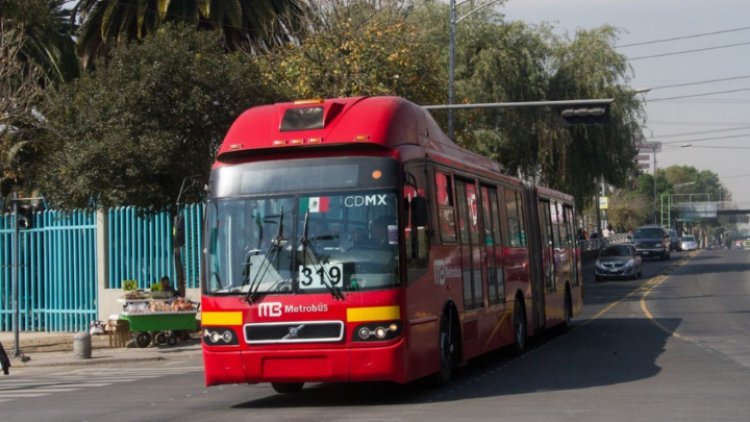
[632,225,671,260]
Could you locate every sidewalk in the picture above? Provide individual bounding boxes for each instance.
[0,331,202,369]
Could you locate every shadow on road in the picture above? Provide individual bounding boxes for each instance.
[234,316,679,408]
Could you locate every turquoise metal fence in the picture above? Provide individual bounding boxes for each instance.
[181,203,204,289]
[106,204,203,290]
[1,203,203,332]
[0,209,97,332]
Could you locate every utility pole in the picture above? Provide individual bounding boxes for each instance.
[11,193,20,357]
[653,150,658,224]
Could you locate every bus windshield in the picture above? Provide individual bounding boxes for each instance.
[204,191,400,295]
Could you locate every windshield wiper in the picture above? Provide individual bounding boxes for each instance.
[246,208,285,303]
[300,210,344,300]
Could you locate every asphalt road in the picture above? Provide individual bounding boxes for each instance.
[2,249,749,421]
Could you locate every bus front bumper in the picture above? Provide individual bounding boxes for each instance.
[203,340,407,386]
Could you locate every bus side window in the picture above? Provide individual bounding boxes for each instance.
[404,167,428,275]
[435,172,457,243]
[504,189,527,247]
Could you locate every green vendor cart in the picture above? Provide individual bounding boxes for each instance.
[118,299,199,348]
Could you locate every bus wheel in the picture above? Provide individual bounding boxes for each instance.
[271,382,304,394]
[430,312,457,386]
[512,299,527,354]
[563,290,573,330]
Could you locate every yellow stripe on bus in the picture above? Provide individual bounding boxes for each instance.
[202,311,243,326]
[347,306,400,322]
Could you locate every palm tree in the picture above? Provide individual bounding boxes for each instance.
[75,0,316,68]
[1,0,79,83]
[0,22,48,200]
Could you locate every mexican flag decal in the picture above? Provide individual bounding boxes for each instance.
[301,196,330,213]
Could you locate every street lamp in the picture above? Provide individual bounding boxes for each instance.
[8,193,42,358]
[448,0,502,140]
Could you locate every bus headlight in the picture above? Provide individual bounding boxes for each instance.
[353,322,402,342]
[202,327,239,346]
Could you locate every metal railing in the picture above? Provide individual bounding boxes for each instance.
[1,204,203,332]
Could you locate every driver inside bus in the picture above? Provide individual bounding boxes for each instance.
[366,215,396,249]
[369,217,389,247]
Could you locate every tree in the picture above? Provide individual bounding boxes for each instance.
[0,0,79,84]
[606,190,651,231]
[450,17,553,177]
[37,24,280,295]
[0,22,48,199]
[35,24,278,210]
[537,26,644,211]
[401,3,646,211]
[1,0,79,200]
[257,0,444,104]
[662,165,730,202]
[75,0,315,68]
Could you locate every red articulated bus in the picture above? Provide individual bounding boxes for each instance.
[200,96,582,393]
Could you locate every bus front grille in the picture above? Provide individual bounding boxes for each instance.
[244,321,344,344]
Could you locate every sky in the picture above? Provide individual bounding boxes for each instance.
[497,0,750,204]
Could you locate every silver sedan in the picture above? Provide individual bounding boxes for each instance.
[595,244,643,281]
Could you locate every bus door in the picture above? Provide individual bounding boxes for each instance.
[455,178,484,315]
[538,200,556,325]
[481,185,504,307]
[564,205,578,286]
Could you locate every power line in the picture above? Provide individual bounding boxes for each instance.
[685,145,750,150]
[654,99,750,104]
[659,133,750,145]
[648,87,750,101]
[648,120,750,126]
[628,41,750,61]
[649,74,750,90]
[650,125,750,139]
[616,26,750,48]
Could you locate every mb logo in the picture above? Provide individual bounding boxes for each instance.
[258,302,282,317]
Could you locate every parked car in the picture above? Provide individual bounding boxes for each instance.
[632,225,671,260]
[668,229,681,251]
[680,235,699,251]
[595,244,642,281]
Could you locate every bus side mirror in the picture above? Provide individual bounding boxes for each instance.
[411,196,428,228]
[173,214,185,248]
[410,196,428,260]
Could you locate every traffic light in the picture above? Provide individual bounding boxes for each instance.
[559,104,610,125]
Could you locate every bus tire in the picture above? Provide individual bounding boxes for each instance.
[563,288,573,330]
[512,298,527,354]
[429,310,458,386]
[271,382,304,394]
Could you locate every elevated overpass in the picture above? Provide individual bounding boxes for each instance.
[662,200,750,228]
